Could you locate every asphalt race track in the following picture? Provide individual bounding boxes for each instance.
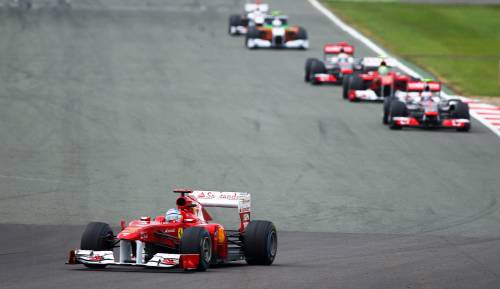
[0,0,499,288]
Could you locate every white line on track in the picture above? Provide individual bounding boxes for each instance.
[307,0,500,138]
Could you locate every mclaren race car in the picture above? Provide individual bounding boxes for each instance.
[384,80,471,131]
[245,14,308,49]
[342,58,412,102]
[305,42,355,84]
[229,1,269,35]
[67,189,277,271]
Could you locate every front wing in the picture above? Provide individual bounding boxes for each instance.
[247,38,309,49]
[348,89,385,101]
[68,249,200,270]
[392,117,470,129]
[312,73,339,84]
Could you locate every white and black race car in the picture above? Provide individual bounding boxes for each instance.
[228,2,269,35]
[384,80,471,131]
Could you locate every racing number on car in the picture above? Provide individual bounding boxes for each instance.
[178,227,183,239]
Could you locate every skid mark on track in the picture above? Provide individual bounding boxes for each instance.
[317,119,327,139]
[253,119,261,132]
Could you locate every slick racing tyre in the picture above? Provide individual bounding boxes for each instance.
[389,100,408,130]
[243,220,277,265]
[346,74,365,101]
[180,227,212,271]
[309,60,326,85]
[80,222,114,268]
[229,14,242,35]
[296,26,308,40]
[451,101,471,132]
[304,58,319,82]
[245,27,260,49]
[383,97,394,124]
[342,75,351,99]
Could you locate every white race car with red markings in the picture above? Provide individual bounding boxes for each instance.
[229,1,269,35]
[384,80,471,131]
[67,189,277,271]
[305,42,355,84]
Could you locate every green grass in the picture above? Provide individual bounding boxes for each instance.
[323,1,500,96]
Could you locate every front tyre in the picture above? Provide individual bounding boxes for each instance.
[243,220,277,265]
[342,75,352,99]
[80,222,114,269]
[383,97,394,124]
[309,60,326,85]
[245,27,260,49]
[304,58,318,82]
[389,100,408,130]
[180,227,212,271]
[451,102,471,132]
[229,14,242,35]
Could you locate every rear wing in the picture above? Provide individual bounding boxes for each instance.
[245,3,269,13]
[188,190,251,231]
[323,42,354,55]
[361,57,397,68]
[406,81,441,92]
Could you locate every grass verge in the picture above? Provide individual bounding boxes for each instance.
[322,0,500,97]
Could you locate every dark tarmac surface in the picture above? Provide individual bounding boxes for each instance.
[2,224,500,289]
[0,0,499,288]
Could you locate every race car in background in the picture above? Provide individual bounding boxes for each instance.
[305,42,355,84]
[342,58,413,102]
[67,189,277,271]
[245,14,308,49]
[384,80,471,131]
[229,1,269,35]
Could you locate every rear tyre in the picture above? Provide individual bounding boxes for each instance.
[80,222,114,269]
[451,101,471,132]
[180,227,212,271]
[244,220,277,265]
[296,26,307,40]
[389,100,408,130]
[304,58,318,82]
[309,60,326,85]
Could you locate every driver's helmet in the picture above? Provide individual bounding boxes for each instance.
[272,18,282,27]
[166,208,182,222]
[378,61,389,76]
[421,84,432,100]
[337,52,349,60]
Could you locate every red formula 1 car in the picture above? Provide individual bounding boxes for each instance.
[67,189,277,271]
[342,58,412,102]
[305,42,355,85]
[384,81,471,131]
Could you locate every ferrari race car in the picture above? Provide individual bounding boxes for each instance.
[229,1,269,35]
[305,42,355,84]
[342,57,412,102]
[245,14,308,49]
[67,189,277,271]
[383,80,471,131]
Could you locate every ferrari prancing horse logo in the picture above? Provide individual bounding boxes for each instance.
[178,227,183,239]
